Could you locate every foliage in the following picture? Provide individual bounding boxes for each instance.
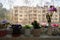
[24,25,32,29]
[0,22,10,29]
[0,23,6,29]
[31,20,40,29]
[0,3,9,20]
[52,29,58,36]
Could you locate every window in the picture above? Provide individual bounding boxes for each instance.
[38,11,41,13]
[14,7,18,9]
[14,18,18,20]
[15,10,18,13]
[55,18,57,20]
[15,21,18,23]
[34,17,37,19]
[25,15,27,17]
[34,10,37,13]
[29,18,32,20]
[42,18,45,20]
[19,11,22,13]
[15,14,18,16]
[33,10,37,13]
[51,18,54,20]
[55,15,58,17]
[24,11,27,13]
[20,15,22,17]
[38,15,41,16]
[39,18,41,21]
[42,14,45,16]
[42,14,45,17]
[42,10,45,13]
[33,14,36,16]
[29,10,32,13]
[38,15,41,17]
[34,7,36,9]
[24,19,27,20]
[42,18,46,22]
[29,14,32,16]
[20,18,22,20]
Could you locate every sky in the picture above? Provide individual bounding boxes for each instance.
[0,0,60,9]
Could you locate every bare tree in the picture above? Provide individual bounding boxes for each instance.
[0,3,9,20]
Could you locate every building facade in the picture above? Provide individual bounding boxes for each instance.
[12,6,59,25]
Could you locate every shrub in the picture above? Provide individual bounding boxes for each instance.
[24,25,32,29]
[31,20,40,29]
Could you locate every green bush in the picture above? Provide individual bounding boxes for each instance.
[31,20,40,29]
[0,22,10,29]
[24,25,32,29]
[0,24,5,29]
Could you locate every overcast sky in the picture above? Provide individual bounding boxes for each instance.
[0,0,60,9]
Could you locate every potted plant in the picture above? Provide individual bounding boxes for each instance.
[31,20,42,37]
[0,23,7,37]
[24,24,32,36]
[52,29,58,36]
[11,24,22,37]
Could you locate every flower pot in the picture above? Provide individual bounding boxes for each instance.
[0,29,7,37]
[12,34,21,37]
[58,33,60,36]
[11,24,22,37]
[31,29,42,37]
[12,30,21,37]
[52,33,57,36]
[24,29,31,36]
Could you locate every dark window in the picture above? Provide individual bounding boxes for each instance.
[38,15,41,16]
[20,18,22,20]
[43,14,45,16]
[19,11,22,13]
[25,15,27,17]
[24,19,27,20]
[14,18,18,20]
[20,15,22,17]
[38,11,41,13]
[29,10,32,12]
[55,18,57,20]
[42,10,45,13]
[33,14,36,16]
[42,18,45,20]
[55,15,58,17]
[15,10,18,13]
[15,14,18,16]
[39,18,41,20]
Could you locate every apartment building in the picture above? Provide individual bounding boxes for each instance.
[12,6,59,25]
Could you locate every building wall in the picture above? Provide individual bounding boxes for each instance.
[58,7,60,23]
[12,6,59,25]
